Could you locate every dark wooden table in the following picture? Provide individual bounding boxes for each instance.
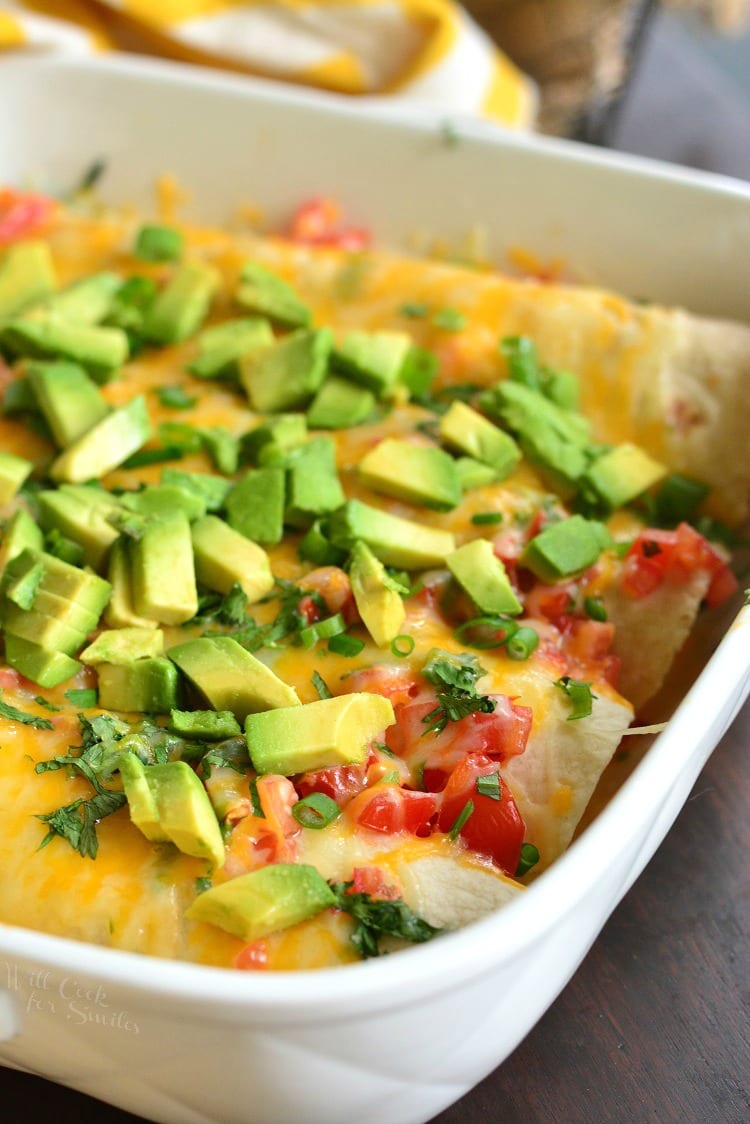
[1,699,748,1123]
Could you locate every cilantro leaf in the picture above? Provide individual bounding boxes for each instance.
[38,790,127,860]
[420,651,496,735]
[554,676,597,720]
[0,691,54,731]
[329,882,440,958]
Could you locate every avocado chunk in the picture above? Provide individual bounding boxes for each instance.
[27,360,109,447]
[349,540,406,648]
[29,272,121,326]
[122,755,224,865]
[1,374,37,417]
[38,485,121,570]
[241,414,307,466]
[2,602,87,656]
[333,331,410,396]
[1,319,129,379]
[80,627,164,665]
[200,426,239,476]
[185,863,335,941]
[142,262,219,345]
[3,633,81,688]
[225,466,285,546]
[521,514,608,583]
[439,401,521,480]
[4,547,111,615]
[121,483,206,523]
[286,436,345,527]
[160,467,231,513]
[118,753,166,842]
[130,511,198,625]
[447,539,522,615]
[97,658,180,714]
[0,451,32,504]
[3,558,44,611]
[246,692,395,775]
[359,438,461,511]
[235,261,312,328]
[0,242,56,319]
[133,224,183,263]
[10,585,99,633]
[239,327,332,413]
[103,539,158,630]
[580,443,667,511]
[187,317,274,380]
[0,509,43,575]
[454,457,498,491]
[169,709,241,740]
[167,635,300,721]
[50,395,152,483]
[191,515,274,604]
[307,376,375,429]
[329,499,455,569]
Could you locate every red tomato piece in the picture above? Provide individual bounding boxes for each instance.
[0,189,55,244]
[621,523,735,604]
[234,941,269,971]
[349,784,437,836]
[350,867,399,900]
[296,761,368,806]
[286,197,371,250]
[344,665,420,709]
[437,753,525,876]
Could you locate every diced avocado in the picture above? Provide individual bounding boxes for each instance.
[29,272,121,326]
[240,414,307,465]
[167,635,300,722]
[359,438,461,511]
[521,514,607,583]
[130,511,198,625]
[50,395,152,483]
[119,752,167,842]
[97,658,180,714]
[80,627,164,665]
[185,863,335,941]
[133,224,183,263]
[239,327,332,413]
[1,374,37,416]
[246,692,395,775]
[3,633,81,688]
[191,515,274,604]
[286,436,345,527]
[27,361,109,447]
[398,346,438,398]
[143,759,224,865]
[225,467,285,546]
[447,539,522,615]
[439,401,521,480]
[200,426,239,475]
[187,317,274,379]
[38,486,121,571]
[349,540,406,648]
[298,520,346,567]
[121,483,206,523]
[3,558,44,611]
[160,468,231,513]
[103,539,157,630]
[0,451,32,504]
[542,368,579,411]
[0,319,129,379]
[333,331,410,396]
[0,509,43,575]
[105,275,157,337]
[329,499,455,570]
[235,261,311,328]
[581,443,667,511]
[14,586,99,633]
[455,457,498,491]
[169,709,241,740]
[4,547,111,614]
[142,263,219,345]
[307,376,375,429]
[0,241,56,319]
[2,602,86,655]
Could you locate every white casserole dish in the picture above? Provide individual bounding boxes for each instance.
[0,54,748,1124]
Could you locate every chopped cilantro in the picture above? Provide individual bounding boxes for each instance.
[475,772,501,801]
[248,776,265,818]
[449,800,474,841]
[0,692,54,730]
[195,876,212,895]
[421,651,496,735]
[64,688,99,708]
[433,308,466,332]
[200,737,251,779]
[311,671,333,700]
[34,696,60,712]
[329,881,440,958]
[399,302,429,318]
[156,385,197,410]
[555,676,597,720]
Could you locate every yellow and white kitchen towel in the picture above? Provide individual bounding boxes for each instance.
[0,0,536,128]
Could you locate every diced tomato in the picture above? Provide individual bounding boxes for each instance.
[706,564,738,608]
[524,582,576,628]
[437,754,525,876]
[343,665,420,709]
[299,566,354,619]
[234,941,269,971]
[296,761,368,806]
[349,783,437,836]
[297,594,322,625]
[621,522,736,606]
[286,197,371,250]
[350,867,399,900]
[222,775,300,876]
[388,693,532,773]
[0,189,56,244]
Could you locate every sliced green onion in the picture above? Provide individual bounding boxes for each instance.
[449,799,474,841]
[453,615,518,650]
[399,302,429,318]
[373,740,396,759]
[583,596,608,622]
[328,633,365,657]
[156,385,197,410]
[299,612,346,650]
[475,771,501,801]
[515,843,540,877]
[471,512,504,526]
[292,792,341,830]
[122,444,185,469]
[433,308,466,331]
[505,626,539,661]
[64,688,98,708]
[311,670,333,700]
[391,635,415,658]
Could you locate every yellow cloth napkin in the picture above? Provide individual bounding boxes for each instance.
[0,0,536,128]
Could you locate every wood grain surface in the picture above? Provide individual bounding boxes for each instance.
[1,697,747,1124]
